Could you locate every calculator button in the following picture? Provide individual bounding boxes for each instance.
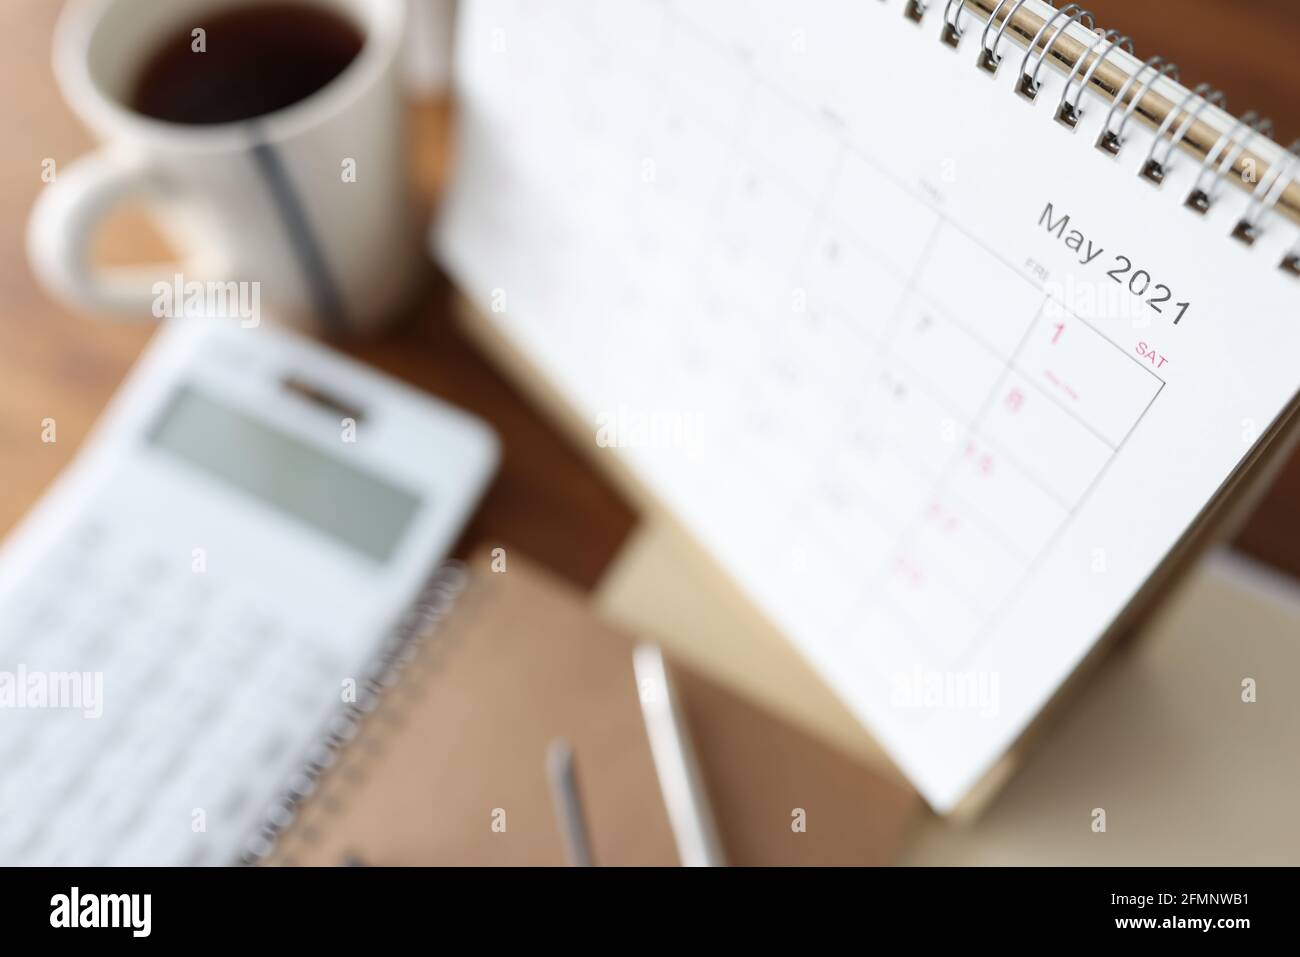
[0,513,382,864]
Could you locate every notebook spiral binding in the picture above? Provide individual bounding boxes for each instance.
[238,560,471,865]
[907,0,1300,276]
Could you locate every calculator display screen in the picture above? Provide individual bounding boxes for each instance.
[149,386,422,562]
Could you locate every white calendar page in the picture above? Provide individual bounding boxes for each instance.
[437,0,1300,810]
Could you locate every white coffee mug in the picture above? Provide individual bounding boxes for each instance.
[28,0,418,335]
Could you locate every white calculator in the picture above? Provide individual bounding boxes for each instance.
[0,319,499,865]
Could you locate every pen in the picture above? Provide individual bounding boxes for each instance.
[546,738,595,867]
[632,644,726,867]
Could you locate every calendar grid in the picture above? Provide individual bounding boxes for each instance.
[481,0,1173,672]
[953,375,1167,667]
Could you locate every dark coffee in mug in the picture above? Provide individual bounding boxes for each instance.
[130,3,364,125]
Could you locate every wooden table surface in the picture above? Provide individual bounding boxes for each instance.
[4,1,1299,593]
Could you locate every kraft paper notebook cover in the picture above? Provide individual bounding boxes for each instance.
[265,549,917,866]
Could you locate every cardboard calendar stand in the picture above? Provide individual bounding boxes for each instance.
[452,292,1300,819]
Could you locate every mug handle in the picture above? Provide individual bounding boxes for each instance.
[27,148,207,317]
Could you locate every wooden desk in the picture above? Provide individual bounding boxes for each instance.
[3,0,1299,592]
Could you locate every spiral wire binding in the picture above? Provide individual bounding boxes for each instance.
[1098,56,1180,156]
[1017,4,1094,102]
[905,0,1300,273]
[1285,238,1300,277]
[238,560,471,864]
[1141,83,1226,186]
[1233,140,1300,246]
[1188,112,1272,215]
[977,0,1035,75]
[941,0,971,48]
[1057,29,1131,130]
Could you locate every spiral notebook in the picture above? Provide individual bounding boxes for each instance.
[263,549,916,866]
[435,0,1300,811]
